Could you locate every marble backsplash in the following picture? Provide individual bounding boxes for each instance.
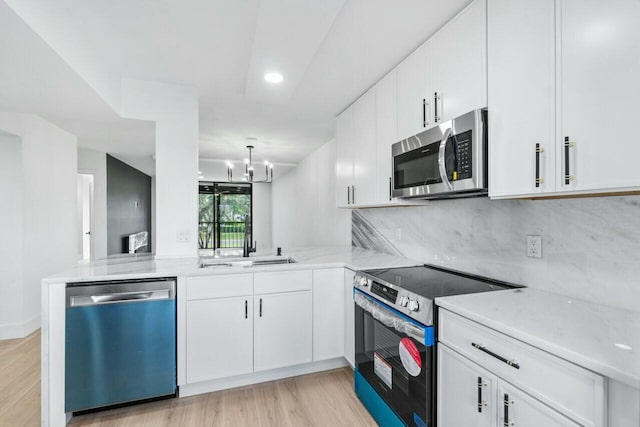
[353,196,640,311]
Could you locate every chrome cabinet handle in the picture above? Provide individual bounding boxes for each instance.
[389,177,392,201]
[259,298,263,317]
[438,128,453,190]
[564,137,575,185]
[245,300,248,319]
[434,92,442,123]
[347,186,350,204]
[423,99,429,128]
[503,393,514,426]
[472,342,520,369]
[477,377,488,413]
[351,185,355,205]
[535,143,545,188]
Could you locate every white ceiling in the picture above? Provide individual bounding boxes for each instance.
[0,1,155,173]
[3,0,472,165]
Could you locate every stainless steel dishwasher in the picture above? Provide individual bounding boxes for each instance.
[65,278,177,413]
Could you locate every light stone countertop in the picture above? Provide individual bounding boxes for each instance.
[436,288,640,389]
[43,246,423,283]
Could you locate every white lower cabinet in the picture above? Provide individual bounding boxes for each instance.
[438,344,497,427]
[438,309,606,427]
[312,269,344,361]
[185,269,345,389]
[498,380,580,427]
[253,290,313,372]
[343,269,355,367]
[186,296,253,383]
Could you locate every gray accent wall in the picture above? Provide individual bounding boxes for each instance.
[107,155,152,255]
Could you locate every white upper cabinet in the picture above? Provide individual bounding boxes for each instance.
[558,0,640,194]
[335,105,354,207]
[488,0,556,198]
[396,40,433,140]
[432,0,487,125]
[375,70,397,204]
[489,0,640,198]
[353,88,378,206]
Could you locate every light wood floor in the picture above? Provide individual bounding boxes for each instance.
[0,330,376,426]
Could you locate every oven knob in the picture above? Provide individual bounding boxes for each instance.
[366,278,373,287]
[407,299,420,312]
[399,296,409,307]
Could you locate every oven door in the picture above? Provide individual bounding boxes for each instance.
[354,290,434,427]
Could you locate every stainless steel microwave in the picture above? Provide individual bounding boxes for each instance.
[392,109,487,199]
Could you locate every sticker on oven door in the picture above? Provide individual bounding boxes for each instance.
[399,337,422,377]
[374,352,393,389]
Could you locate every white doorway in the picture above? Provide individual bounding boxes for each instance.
[77,174,94,261]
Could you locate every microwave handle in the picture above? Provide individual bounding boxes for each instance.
[438,127,454,191]
[354,292,426,343]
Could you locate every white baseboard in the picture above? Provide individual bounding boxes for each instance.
[0,314,41,340]
[179,357,349,398]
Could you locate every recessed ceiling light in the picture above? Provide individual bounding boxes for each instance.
[264,72,284,84]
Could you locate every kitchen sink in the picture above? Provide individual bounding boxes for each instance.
[199,256,296,269]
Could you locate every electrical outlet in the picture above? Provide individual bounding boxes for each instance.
[177,230,191,243]
[395,227,402,241]
[527,235,542,258]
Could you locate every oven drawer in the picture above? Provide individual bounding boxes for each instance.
[438,309,605,427]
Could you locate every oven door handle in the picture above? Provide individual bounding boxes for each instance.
[354,292,426,344]
[438,127,454,190]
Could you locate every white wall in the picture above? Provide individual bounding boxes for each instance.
[121,79,199,258]
[77,148,107,260]
[0,133,23,335]
[272,139,351,249]
[0,113,78,338]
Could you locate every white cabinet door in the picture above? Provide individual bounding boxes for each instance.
[438,344,497,427]
[312,269,344,361]
[254,291,312,372]
[432,0,487,124]
[336,106,354,207]
[488,0,556,198]
[499,381,580,427]
[558,0,640,193]
[353,88,378,206]
[376,70,397,205]
[186,297,253,383]
[396,40,433,140]
[343,269,355,367]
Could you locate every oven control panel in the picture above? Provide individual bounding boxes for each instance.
[353,273,431,325]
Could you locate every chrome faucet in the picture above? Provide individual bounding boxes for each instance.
[243,215,256,257]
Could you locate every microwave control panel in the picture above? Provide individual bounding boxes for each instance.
[454,130,472,180]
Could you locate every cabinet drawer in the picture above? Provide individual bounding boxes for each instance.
[438,309,605,427]
[186,274,253,300]
[254,270,312,295]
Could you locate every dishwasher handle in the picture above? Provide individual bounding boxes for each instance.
[70,289,172,307]
[66,279,176,307]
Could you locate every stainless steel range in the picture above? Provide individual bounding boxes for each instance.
[353,265,516,427]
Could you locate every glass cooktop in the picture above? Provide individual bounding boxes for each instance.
[363,265,515,300]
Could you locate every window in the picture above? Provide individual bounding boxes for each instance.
[198,182,252,249]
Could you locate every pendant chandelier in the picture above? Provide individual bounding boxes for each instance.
[226,145,273,183]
